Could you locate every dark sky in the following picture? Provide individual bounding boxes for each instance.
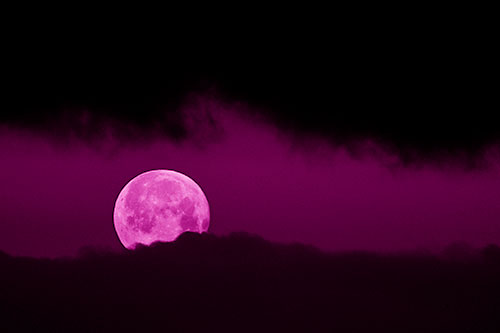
[1,18,499,257]
[3,18,498,158]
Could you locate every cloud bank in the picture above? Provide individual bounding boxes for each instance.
[0,97,499,257]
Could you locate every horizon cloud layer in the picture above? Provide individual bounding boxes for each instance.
[0,97,499,257]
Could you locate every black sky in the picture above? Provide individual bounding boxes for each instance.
[2,13,498,161]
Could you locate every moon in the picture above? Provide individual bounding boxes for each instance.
[113,169,210,249]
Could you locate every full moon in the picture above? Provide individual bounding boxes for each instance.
[113,169,210,249]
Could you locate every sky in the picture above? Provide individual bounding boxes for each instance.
[1,22,498,257]
[3,13,500,333]
[1,95,499,257]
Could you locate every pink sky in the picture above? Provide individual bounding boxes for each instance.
[1,97,499,257]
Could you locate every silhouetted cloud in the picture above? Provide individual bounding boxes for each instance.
[1,233,499,332]
[1,31,498,163]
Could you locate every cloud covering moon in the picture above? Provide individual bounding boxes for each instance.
[113,169,210,249]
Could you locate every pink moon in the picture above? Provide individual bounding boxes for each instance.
[113,169,210,249]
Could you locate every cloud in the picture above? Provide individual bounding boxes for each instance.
[1,105,500,257]
[1,233,500,331]
[1,44,498,163]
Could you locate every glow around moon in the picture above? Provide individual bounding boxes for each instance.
[113,170,210,249]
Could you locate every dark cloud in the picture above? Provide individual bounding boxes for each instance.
[2,22,498,162]
[1,233,500,331]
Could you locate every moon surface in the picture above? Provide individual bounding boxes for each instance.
[113,169,210,249]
